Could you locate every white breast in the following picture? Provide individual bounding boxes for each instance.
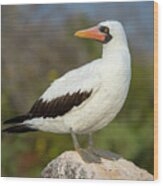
[64,50,131,134]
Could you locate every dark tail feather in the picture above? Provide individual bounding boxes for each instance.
[2,125,38,133]
[4,115,30,124]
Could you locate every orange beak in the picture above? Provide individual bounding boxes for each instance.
[74,26,106,42]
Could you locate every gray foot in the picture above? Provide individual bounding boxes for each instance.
[88,147,122,161]
[77,148,101,163]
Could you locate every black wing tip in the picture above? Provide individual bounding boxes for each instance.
[3,115,29,124]
[2,125,38,133]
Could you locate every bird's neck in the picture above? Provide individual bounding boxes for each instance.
[102,33,129,60]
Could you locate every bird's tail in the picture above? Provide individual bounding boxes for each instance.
[3,115,37,133]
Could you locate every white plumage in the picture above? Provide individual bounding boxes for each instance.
[4,21,131,135]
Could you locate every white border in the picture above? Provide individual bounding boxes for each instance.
[1,0,162,186]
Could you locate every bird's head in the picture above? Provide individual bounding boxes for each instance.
[74,20,124,44]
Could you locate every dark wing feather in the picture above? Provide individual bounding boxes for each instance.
[4,89,92,124]
[4,115,29,124]
[29,90,92,118]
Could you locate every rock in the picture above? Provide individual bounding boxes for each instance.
[41,151,153,180]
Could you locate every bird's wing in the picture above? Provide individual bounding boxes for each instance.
[28,60,101,119]
[29,60,99,117]
[4,59,101,125]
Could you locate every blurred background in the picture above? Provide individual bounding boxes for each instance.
[1,1,154,177]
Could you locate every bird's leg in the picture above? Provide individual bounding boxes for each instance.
[70,128,101,163]
[70,128,81,149]
[87,133,121,161]
[88,132,94,148]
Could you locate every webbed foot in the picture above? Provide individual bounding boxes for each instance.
[77,148,101,163]
[87,133,122,161]
[87,147,122,161]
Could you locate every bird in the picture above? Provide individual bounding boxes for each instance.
[3,20,131,163]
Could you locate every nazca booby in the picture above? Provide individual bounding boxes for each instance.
[3,21,131,162]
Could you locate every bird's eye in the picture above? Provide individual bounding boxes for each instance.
[99,26,109,34]
[104,28,109,33]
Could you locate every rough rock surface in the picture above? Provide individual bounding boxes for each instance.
[41,151,153,180]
